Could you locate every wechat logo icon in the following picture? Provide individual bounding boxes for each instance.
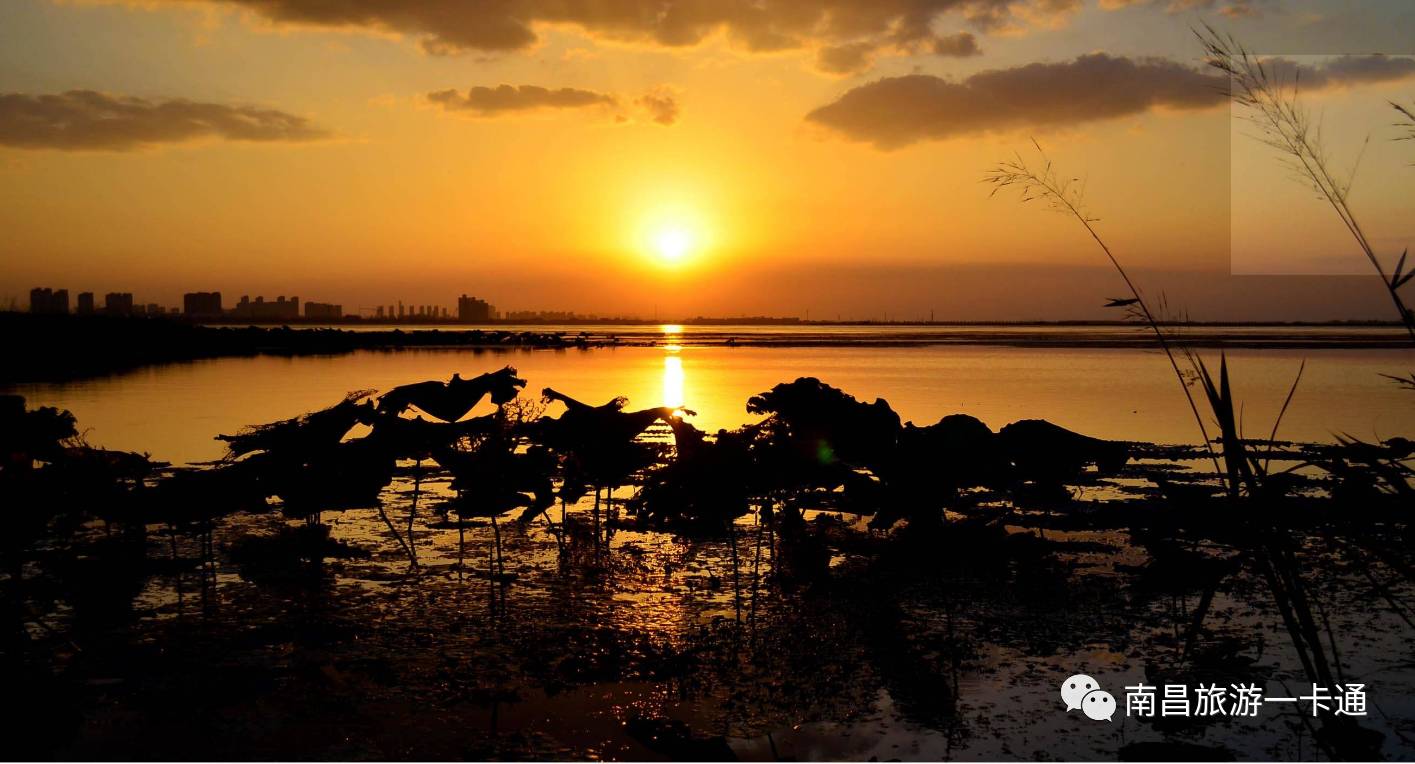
[1061,674,1116,722]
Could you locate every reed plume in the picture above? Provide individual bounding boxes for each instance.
[1197,24,1415,346]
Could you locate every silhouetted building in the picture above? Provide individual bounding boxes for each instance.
[305,302,342,320]
[183,291,223,318]
[146,303,162,316]
[76,292,94,315]
[230,295,299,320]
[29,287,69,314]
[458,294,494,322]
[104,292,134,316]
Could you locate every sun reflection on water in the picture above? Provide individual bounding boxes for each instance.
[660,324,684,353]
[663,355,685,411]
[660,324,687,413]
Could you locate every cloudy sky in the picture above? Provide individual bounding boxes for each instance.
[1,0,1412,319]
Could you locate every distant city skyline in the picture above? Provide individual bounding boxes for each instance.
[13,269,1410,324]
[20,285,510,322]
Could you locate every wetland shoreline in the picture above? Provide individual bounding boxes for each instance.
[7,312,1412,385]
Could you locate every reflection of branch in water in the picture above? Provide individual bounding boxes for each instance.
[1329,534,1415,629]
[1181,569,1225,661]
[200,519,218,615]
[376,502,417,571]
[406,459,423,568]
[730,525,741,624]
[749,509,765,638]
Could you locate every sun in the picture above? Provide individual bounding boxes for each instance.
[654,227,694,264]
[631,194,712,268]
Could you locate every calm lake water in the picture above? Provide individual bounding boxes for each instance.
[9,325,1414,464]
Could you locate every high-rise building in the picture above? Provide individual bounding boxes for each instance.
[28,287,70,314]
[183,291,223,318]
[458,294,494,322]
[76,292,95,315]
[104,292,134,316]
[304,302,342,320]
[230,295,299,320]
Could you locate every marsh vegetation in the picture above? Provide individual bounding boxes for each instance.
[2,358,1412,759]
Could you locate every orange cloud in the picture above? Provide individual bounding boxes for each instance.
[637,88,680,126]
[426,85,617,115]
[427,84,681,126]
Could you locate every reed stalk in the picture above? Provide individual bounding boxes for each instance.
[1396,101,1415,145]
[984,143,1224,479]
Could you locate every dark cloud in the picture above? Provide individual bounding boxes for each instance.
[817,31,979,75]
[817,42,878,75]
[805,53,1227,149]
[427,85,618,114]
[0,90,328,150]
[931,31,981,57]
[806,50,1415,149]
[1264,55,1415,89]
[1100,0,1269,17]
[637,90,680,125]
[143,0,1074,63]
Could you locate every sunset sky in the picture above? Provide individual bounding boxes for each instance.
[1,0,1412,320]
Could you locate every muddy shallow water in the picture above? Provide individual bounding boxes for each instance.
[17,457,1415,761]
